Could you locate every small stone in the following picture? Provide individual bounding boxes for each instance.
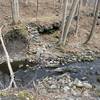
[67,98,75,100]
[26,64,29,67]
[72,86,76,90]
[68,82,73,87]
[71,89,78,96]
[83,90,90,96]
[73,78,83,87]
[19,64,23,68]
[26,97,30,100]
[50,85,57,89]
[63,86,70,92]
[83,82,92,89]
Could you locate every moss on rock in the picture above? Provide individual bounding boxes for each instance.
[4,24,29,43]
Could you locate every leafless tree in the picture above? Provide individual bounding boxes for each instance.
[11,0,20,24]
[36,0,39,22]
[93,0,98,16]
[25,0,29,5]
[75,0,81,35]
[84,0,100,44]
[60,0,68,44]
[82,0,88,6]
[60,0,79,45]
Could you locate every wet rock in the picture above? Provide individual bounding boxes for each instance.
[73,78,92,89]
[52,21,61,30]
[50,84,57,89]
[83,82,92,89]
[71,89,79,96]
[73,78,83,87]
[96,76,100,83]
[83,90,90,96]
[53,68,64,72]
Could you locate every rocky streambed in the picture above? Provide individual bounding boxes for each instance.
[0,56,100,99]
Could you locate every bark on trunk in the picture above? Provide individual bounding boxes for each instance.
[60,0,68,44]
[84,0,100,44]
[75,0,81,35]
[11,0,20,24]
[93,0,98,16]
[61,0,79,45]
[36,0,39,22]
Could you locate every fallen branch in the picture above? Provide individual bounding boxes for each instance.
[0,25,17,89]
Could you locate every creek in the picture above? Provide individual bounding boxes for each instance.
[0,58,100,89]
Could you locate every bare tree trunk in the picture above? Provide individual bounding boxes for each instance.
[61,0,79,45]
[11,0,20,24]
[84,0,100,44]
[60,0,68,44]
[60,0,64,10]
[80,0,83,8]
[53,0,56,11]
[93,0,98,16]
[86,0,89,6]
[36,0,39,22]
[68,0,73,4]
[83,0,88,6]
[0,26,17,89]
[75,0,81,35]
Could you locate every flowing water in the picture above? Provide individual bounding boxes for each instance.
[0,58,100,89]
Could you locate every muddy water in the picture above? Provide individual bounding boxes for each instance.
[0,58,100,89]
[58,58,100,87]
[45,58,100,89]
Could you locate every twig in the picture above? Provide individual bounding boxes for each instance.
[0,25,17,90]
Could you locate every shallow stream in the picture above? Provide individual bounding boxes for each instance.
[0,58,100,89]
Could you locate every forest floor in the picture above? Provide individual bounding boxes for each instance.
[0,0,100,53]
